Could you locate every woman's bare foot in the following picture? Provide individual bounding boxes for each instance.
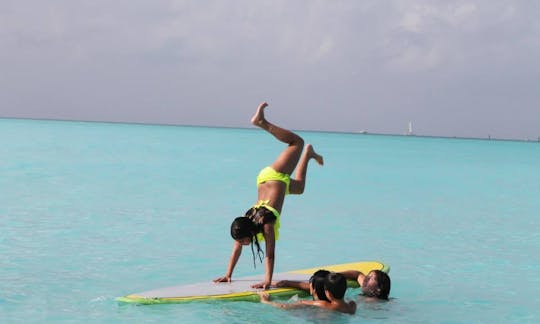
[251,102,268,126]
[306,144,324,165]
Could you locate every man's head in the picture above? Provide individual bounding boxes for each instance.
[324,272,347,300]
[309,269,330,301]
[362,270,391,300]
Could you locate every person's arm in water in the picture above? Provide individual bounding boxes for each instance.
[258,292,356,314]
[258,292,325,309]
[273,279,310,291]
[251,223,275,289]
[213,241,242,283]
[340,270,365,286]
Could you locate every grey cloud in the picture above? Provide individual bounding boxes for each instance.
[1,0,539,140]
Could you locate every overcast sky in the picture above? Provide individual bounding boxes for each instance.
[1,1,539,140]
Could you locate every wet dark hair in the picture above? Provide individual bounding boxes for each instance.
[230,216,263,268]
[324,272,347,299]
[309,269,330,302]
[230,216,255,240]
[362,270,391,300]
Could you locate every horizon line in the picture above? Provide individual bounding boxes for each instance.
[1,116,539,144]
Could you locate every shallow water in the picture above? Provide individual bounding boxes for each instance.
[1,119,539,323]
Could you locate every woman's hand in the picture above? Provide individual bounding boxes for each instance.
[213,276,231,283]
[251,281,271,290]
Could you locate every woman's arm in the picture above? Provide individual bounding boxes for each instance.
[213,241,242,282]
[252,223,275,289]
[258,292,313,309]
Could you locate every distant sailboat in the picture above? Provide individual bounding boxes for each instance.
[406,121,414,136]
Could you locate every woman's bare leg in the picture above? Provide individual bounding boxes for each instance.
[288,144,324,194]
[251,102,304,175]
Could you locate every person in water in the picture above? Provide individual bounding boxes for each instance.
[340,269,391,300]
[274,269,391,300]
[274,269,331,302]
[258,272,356,315]
[213,101,324,289]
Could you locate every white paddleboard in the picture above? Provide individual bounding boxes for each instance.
[117,261,389,304]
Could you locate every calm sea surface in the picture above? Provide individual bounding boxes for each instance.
[1,118,539,323]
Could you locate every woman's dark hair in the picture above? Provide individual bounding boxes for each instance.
[230,216,264,268]
[309,270,330,301]
[324,272,347,299]
[230,216,255,240]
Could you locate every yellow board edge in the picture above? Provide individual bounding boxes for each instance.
[290,261,389,275]
[116,287,308,305]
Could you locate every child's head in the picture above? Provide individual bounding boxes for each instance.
[324,272,347,299]
[361,270,391,300]
[309,270,330,301]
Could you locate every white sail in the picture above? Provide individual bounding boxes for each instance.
[407,122,413,135]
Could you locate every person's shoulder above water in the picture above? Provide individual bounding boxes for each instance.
[260,272,356,315]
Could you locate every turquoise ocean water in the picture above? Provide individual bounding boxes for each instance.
[1,118,539,323]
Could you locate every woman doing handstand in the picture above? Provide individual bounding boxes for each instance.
[213,102,323,289]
